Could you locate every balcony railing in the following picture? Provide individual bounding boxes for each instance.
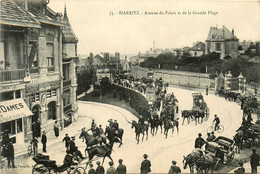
[63,104,72,114]
[47,66,55,72]
[63,79,71,87]
[1,69,25,82]
[30,67,40,74]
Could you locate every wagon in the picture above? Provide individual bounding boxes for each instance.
[205,136,235,168]
[32,153,79,174]
[192,93,210,120]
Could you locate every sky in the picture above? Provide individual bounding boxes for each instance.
[49,0,260,55]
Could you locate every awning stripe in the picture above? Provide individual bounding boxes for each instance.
[0,98,33,123]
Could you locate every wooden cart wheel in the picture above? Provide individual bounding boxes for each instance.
[32,164,48,174]
[204,107,210,121]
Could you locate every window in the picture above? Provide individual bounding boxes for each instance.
[63,64,70,80]
[231,43,235,50]
[31,93,40,102]
[46,90,51,98]
[0,91,14,101]
[51,89,56,96]
[215,43,221,51]
[0,41,5,70]
[15,90,21,99]
[63,90,71,106]
[46,34,54,72]
[17,118,23,133]
[28,31,39,72]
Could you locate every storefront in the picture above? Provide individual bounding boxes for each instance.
[0,98,33,144]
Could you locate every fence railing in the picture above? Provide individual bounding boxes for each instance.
[0,69,25,82]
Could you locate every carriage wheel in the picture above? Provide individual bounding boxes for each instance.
[73,167,85,174]
[32,164,48,174]
[226,153,235,164]
[27,144,32,156]
[214,159,220,170]
[217,125,224,133]
[204,107,210,121]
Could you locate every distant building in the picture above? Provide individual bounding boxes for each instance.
[189,42,205,57]
[120,56,131,72]
[205,25,239,59]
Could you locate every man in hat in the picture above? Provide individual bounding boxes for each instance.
[6,140,16,168]
[112,120,119,131]
[195,133,205,149]
[69,136,85,161]
[140,154,151,174]
[213,114,220,131]
[168,161,181,174]
[62,134,71,150]
[96,161,105,174]
[41,131,47,152]
[106,161,117,174]
[250,149,259,173]
[138,116,144,126]
[88,163,96,174]
[234,162,245,174]
[91,119,97,134]
[117,159,127,174]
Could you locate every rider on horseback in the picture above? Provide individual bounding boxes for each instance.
[138,115,145,126]
[195,133,206,149]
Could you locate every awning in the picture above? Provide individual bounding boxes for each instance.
[0,98,33,123]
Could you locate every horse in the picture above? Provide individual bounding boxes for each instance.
[131,120,149,143]
[193,110,205,125]
[195,153,216,173]
[79,129,107,148]
[181,110,194,125]
[104,126,124,147]
[183,148,205,173]
[85,142,114,165]
[163,118,179,138]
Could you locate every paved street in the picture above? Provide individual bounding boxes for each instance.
[2,85,252,174]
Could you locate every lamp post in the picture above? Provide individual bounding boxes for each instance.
[99,78,102,103]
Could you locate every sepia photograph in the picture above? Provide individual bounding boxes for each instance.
[0,0,260,173]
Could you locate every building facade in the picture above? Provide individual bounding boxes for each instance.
[0,0,78,144]
[205,25,239,59]
[62,5,78,126]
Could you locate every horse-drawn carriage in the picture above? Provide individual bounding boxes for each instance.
[192,93,210,120]
[205,136,235,167]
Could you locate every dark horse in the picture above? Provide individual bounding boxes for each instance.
[195,153,216,173]
[79,129,107,148]
[104,126,124,147]
[183,148,204,173]
[163,118,179,138]
[193,110,205,125]
[131,120,149,143]
[85,142,114,165]
[182,110,194,125]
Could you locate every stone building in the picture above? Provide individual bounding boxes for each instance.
[62,5,78,126]
[189,42,205,57]
[205,25,239,59]
[0,0,78,144]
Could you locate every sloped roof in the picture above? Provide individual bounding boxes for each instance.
[0,0,41,28]
[62,5,78,43]
[190,42,205,51]
[207,25,238,41]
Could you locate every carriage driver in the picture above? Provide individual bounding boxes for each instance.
[91,119,97,133]
[138,115,145,126]
[213,115,220,131]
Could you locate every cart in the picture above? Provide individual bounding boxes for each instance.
[205,136,235,168]
[192,93,210,120]
[32,153,79,174]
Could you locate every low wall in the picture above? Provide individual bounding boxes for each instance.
[131,66,211,88]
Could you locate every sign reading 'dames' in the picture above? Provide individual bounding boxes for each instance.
[0,98,33,123]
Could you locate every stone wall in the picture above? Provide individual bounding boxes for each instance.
[131,67,211,88]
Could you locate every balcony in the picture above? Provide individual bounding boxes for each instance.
[47,66,55,72]
[30,67,40,74]
[63,79,71,87]
[0,69,25,82]
[63,104,72,114]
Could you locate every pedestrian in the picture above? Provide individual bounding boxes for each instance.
[168,160,181,174]
[88,163,96,174]
[210,132,216,140]
[36,119,41,138]
[234,162,245,174]
[54,121,59,138]
[117,159,127,174]
[6,141,16,168]
[96,161,105,174]
[41,131,47,152]
[195,133,205,149]
[140,154,151,174]
[206,86,208,95]
[250,149,259,173]
[31,137,39,155]
[106,161,117,174]
[62,133,71,150]
[2,129,10,146]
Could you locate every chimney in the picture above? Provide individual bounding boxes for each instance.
[232,28,234,38]
[90,52,93,58]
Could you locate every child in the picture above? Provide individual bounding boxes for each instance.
[62,134,70,150]
[30,137,39,155]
